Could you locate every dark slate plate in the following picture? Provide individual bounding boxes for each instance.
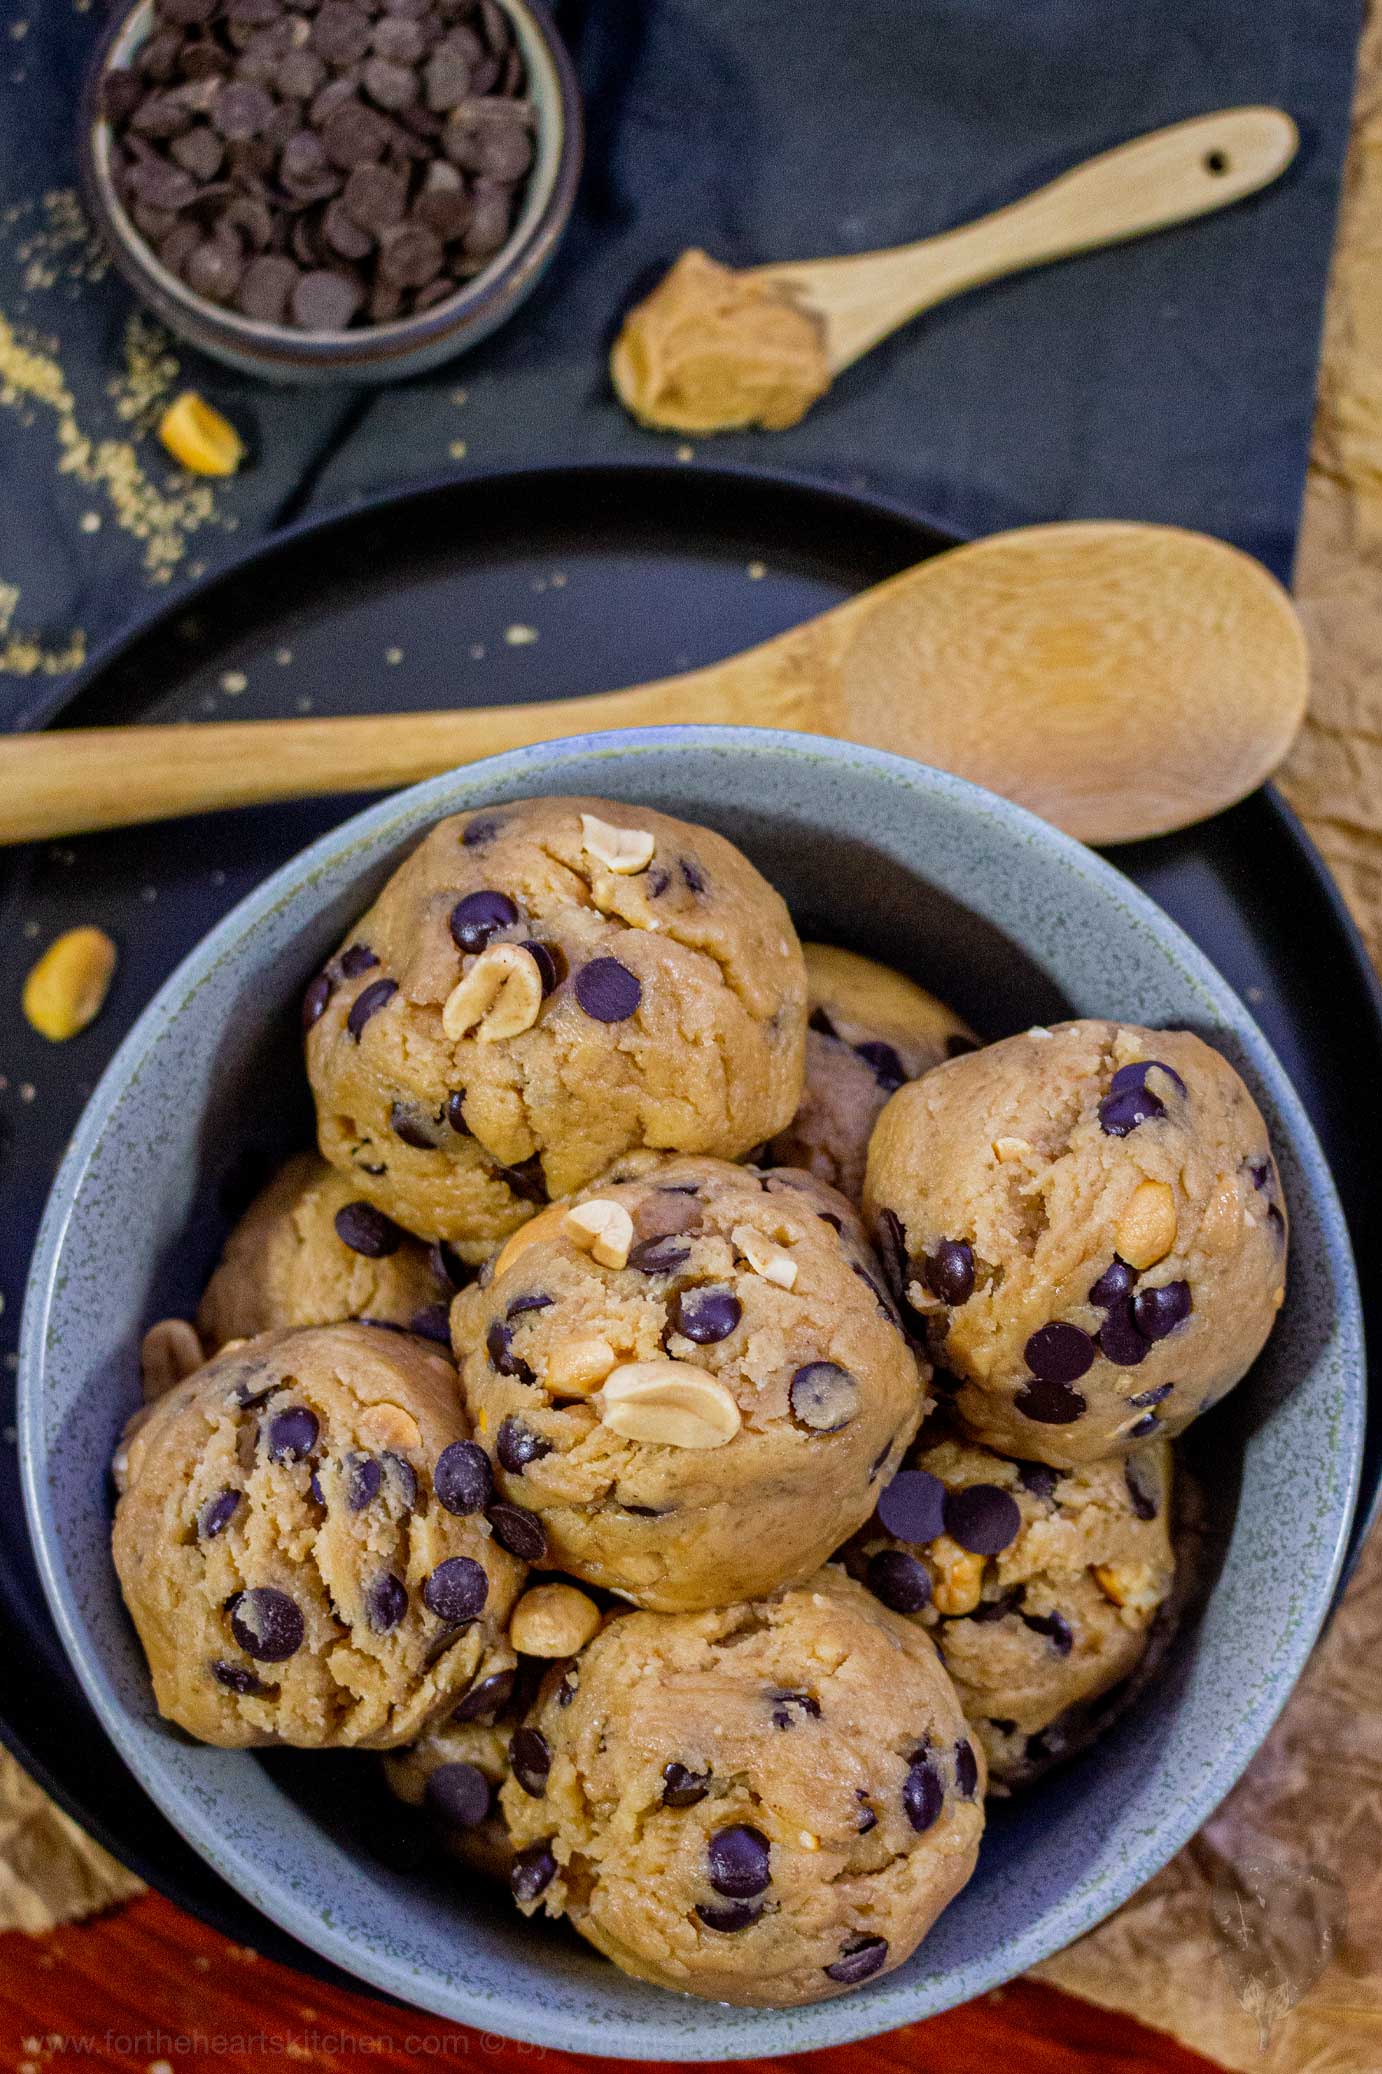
[1,462,1377,1970]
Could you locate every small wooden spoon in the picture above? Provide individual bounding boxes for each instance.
[745,107,1298,379]
[0,521,1307,847]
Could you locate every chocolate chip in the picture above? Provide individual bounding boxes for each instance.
[768,1689,820,1730]
[954,1738,980,1797]
[1098,1059,1184,1138]
[574,958,641,1023]
[1089,1257,1136,1306]
[267,1406,319,1461]
[903,1751,943,1832]
[415,160,472,236]
[1024,1321,1096,1384]
[170,125,225,179]
[422,1555,489,1626]
[874,1207,909,1297]
[102,70,145,124]
[434,1439,492,1515]
[1015,1376,1087,1423]
[1021,1609,1073,1656]
[1016,1460,1059,1500]
[426,1760,491,1827]
[855,1040,907,1092]
[211,1658,267,1696]
[516,939,562,996]
[486,1501,546,1562]
[626,1236,691,1275]
[461,182,512,257]
[661,1761,709,1808]
[1129,1381,1173,1410]
[944,1483,1021,1556]
[855,1790,877,1834]
[462,814,502,847]
[362,55,418,110]
[198,1488,241,1539]
[347,976,397,1038]
[496,1414,549,1474]
[866,1548,931,1613]
[695,1899,762,1933]
[343,947,383,982]
[825,1935,889,1985]
[454,1666,515,1721]
[343,160,408,232]
[323,197,373,259]
[923,1239,975,1306]
[313,0,373,65]
[788,1361,860,1433]
[291,265,364,329]
[366,1571,408,1632]
[377,218,444,286]
[229,1586,304,1661]
[410,1302,452,1346]
[509,1726,551,1797]
[452,891,516,954]
[1129,1412,1159,1437]
[334,1199,403,1256]
[1132,1280,1192,1340]
[430,1239,470,1290]
[384,1450,418,1509]
[510,1840,556,1904]
[507,1293,553,1319]
[875,1467,946,1544]
[486,1319,533,1384]
[373,16,426,64]
[670,1287,740,1344]
[707,1823,770,1898]
[213,81,275,140]
[968,1585,1025,1624]
[495,1156,547,1205]
[238,252,301,323]
[1097,1296,1150,1367]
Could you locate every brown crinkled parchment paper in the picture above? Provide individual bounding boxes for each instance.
[1035,4,1382,2065]
[5,14,1382,2062]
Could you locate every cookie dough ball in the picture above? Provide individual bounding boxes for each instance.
[198,1153,462,1352]
[767,945,977,1201]
[112,1323,524,1748]
[501,1569,983,2005]
[848,1429,1174,1785]
[864,1021,1287,1464]
[304,798,807,1256]
[451,1156,927,1611]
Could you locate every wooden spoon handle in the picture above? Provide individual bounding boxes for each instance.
[0,676,740,844]
[757,107,1298,372]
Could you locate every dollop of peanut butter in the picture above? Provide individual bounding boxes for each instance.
[610,249,831,434]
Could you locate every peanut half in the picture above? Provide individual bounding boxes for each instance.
[1093,1560,1163,1616]
[731,1224,798,1290]
[22,926,118,1042]
[510,1582,603,1657]
[1115,1178,1178,1271]
[545,1335,618,1397]
[442,943,544,1042]
[579,812,656,876]
[927,1534,985,1616]
[563,1198,635,1271]
[492,1201,566,1279]
[140,1318,206,1401]
[597,1359,742,1449]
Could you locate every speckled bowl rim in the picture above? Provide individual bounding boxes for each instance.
[79,0,583,375]
[20,728,1365,2055]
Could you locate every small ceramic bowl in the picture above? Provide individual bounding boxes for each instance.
[79,0,582,383]
[20,730,1364,2056]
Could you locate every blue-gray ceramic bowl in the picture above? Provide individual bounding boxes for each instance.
[20,728,1364,2056]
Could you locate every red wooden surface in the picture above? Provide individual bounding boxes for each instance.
[0,1890,1226,2074]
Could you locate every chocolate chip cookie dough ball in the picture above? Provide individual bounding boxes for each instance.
[304,799,807,1257]
[450,1156,928,1611]
[112,1323,524,1749]
[197,1152,463,1352]
[848,1429,1174,1786]
[864,1021,1287,1465]
[499,1568,984,2006]
[383,1713,518,1885]
[767,945,978,1201]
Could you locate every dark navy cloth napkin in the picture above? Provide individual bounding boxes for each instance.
[0,0,1363,725]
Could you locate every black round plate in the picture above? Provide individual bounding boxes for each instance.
[2,462,1378,1971]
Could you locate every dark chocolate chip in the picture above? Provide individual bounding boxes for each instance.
[1024,1321,1096,1384]
[520,940,563,995]
[1021,1609,1073,1656]
[496,1414,550,1474]
[679,855,707,895]
[1016,1460,1059,1500]
[185,237,245,303]
[434,1439,492,1515]
[1098,1059,1184,1138]
[445,1090,470,1135]
[510,1840,556,1904]
[866,1548,932,1614]
[1129,1382,1173,1409]
[410,1302,452,1346]
[339,943,381,980]
[323,196,373,259]
[574,958,641,1023]
[943,1483,1021,1556]
[389,1099,444,1150]
[661,1762,709,1808]
[507,1293,553,1319]
[430,1239,470,1289]
[228,1586,304,1661]
[494,1156,547,1205]
[855,1790,878,1834]
[486,1319,534,1384]
[384,1450,418,1509]
[874,1207,909,1296]
[213,81,275,140]
[509,1726,551,1797]
[426,1761,491,1828]
[267,1406,319,1461]
[454,1666,515,1721]
[1015,1376,1088,1423]
[695,1899,762,1933]
[1089,1257,1136,1307]
[198,1488,241,1539]
[237,252,301,324]
[903,1752,943,1832]
[968,1585,1026,1624]
[462,814,502,847]
[855,1040,907,1092]
[707,1823,770,1898]
[171,125,225,179]
[825,1936,889,1985]
[768,1689,820,1730]
[312,1,373,66]
[334,1199,403,1257]
[875,1467,947,1544]
[448,889,518,954]
[422,1556,489,1626]
[954,1738,980,1796]
[346,1453,382,1510]
[1129,1412,1159,1437]
[211,1658,266,1695]
[291,265,364,330]
[1132,1280,1192,1341]
[1098,1296,1150,1367]
[924,1240,975,1307]
[347,976,397,1038]
[486,1502,546,1562]
[366,1571,408,1632]
[788,1361,860,1433]
[377,218,444,287]
[626,1236,691,1275]
[670,1287,740,1344]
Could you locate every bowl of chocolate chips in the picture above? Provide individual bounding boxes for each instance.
[81,0,582,381]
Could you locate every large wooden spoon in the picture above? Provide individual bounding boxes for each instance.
[0,520,1307,847]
